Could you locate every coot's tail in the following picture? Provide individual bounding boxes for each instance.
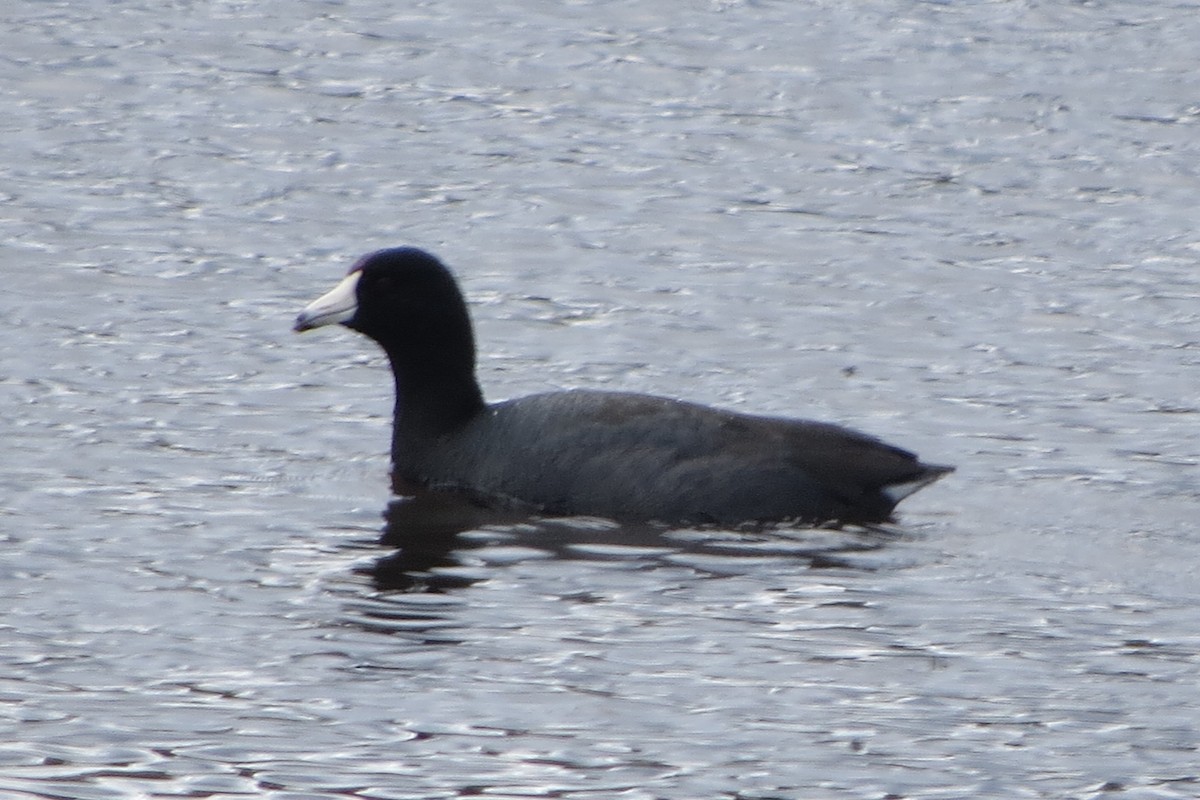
[882,463,955,504]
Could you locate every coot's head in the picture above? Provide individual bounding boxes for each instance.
[295,247,477,362]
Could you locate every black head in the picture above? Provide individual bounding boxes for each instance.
[296,247,483,409]
[296,247,471,352]
[348,249,470,347]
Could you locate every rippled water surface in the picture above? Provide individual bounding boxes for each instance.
[4,1,1199,798]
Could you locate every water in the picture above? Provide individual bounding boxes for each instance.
[3,0,1199,797]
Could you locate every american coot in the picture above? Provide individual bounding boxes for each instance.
[295,248,953,525]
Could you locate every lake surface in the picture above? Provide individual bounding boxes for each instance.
[3,1,1199,798]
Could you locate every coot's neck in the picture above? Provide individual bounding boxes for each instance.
[382,346,486,463]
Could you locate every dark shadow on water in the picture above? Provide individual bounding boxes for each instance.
[352,486,914,594]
